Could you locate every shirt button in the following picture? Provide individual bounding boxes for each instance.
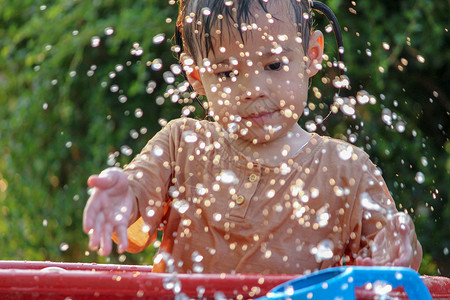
[236,195,245,205]
[249,174,259,182]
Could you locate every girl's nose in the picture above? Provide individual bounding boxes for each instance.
[239,74,266,101]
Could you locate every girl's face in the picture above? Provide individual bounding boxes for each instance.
[187,2,323,144]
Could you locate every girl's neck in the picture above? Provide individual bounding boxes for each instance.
[233,124,312,166]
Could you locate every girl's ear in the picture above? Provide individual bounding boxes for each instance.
[307,30,324,78]
[186,68,206,95]
[180,53,206,95]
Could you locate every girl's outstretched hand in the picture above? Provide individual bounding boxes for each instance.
[356,212,422,270]
[83,167,136,256]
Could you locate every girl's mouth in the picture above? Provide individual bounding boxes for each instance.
[242,111,277,126]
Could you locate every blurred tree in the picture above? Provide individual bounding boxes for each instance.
[0,0,448,274]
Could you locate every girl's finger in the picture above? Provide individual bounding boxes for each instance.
[83,190,103,233]
[115,225,129,254]
[88,175,116,190]
[89,212,104,251]
[99,222,113,256]
[356,257,373,266]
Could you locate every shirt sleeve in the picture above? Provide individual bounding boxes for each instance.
[347,156,399,259]
[119,120,179,253]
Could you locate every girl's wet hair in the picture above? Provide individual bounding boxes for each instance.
[176,0,313,62]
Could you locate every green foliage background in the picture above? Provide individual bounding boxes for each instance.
[0,0,448,275]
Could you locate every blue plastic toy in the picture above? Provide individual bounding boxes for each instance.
[257,266,432,300]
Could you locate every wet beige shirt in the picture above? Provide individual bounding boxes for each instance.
[123,118,397,274]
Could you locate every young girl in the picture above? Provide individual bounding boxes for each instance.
[83,0,422,274]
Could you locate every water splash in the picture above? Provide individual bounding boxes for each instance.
[360,192,384,212]
[218,170,239,184]
[311,239,334,262]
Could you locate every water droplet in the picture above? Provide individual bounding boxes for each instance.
[201,7,211,16]
[170,64,182,75]
[195,183,207,195]
[340,104,355,116]
[59,243,69,252]
[153,33,165,44]
[104,27,114,35]
[197,286,206,297]
[280,163,291,175]
[381,108,392,125]
[314,239,334,260]
[182,131,198,143]
[337,145,353,160]
[356,90,370,104]
[415,172,425,184]
[162,71,175,84]
[130,43,143,56]
[360,192,383,211]
[395,121,406,133]
[420,157,428,167]
[365,49,372,56]
[213,213,222,222]
[156,96,165,105]
[316,206,330,227]
[135,108,143,118]
[267,189,275,198]
[142,224,150,233]
[373,280,392,295]
[227,122,238,133]
[395,272,403,280]
[417,55,425,63]
[173,200,190,214]
[305,121,317,132]
[163,277,178,291]
[382,42,390,50]
[120,145,133,156]
[91,36,101,47]
[110,84,119,93]
[191,251,204,262]
[219,170,239,184]
[193,263,204,273]
[325,24,333,33]
[151,58,163,71]
[152,146,164,157]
